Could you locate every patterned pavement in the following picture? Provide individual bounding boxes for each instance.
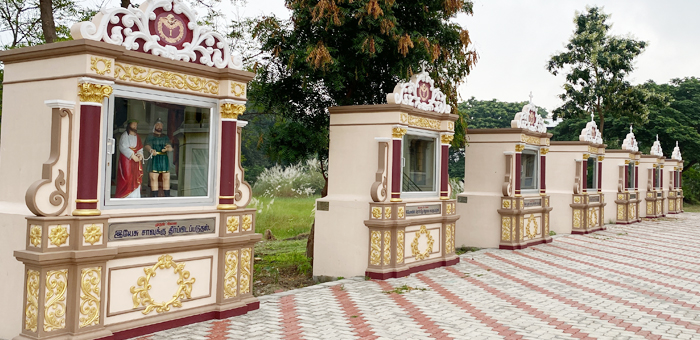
[132,213,700,340]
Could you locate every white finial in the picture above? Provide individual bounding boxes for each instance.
[529,91,533,104]
[656,134,659,141]
[421,61,428,73]
[677,141,679,147]
[630,124,633,134]
[590,113,594,122]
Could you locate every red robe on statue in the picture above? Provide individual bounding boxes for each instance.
[115,135,144,198]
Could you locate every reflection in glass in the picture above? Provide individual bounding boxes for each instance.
[402,135,436,192]
[655,166,661,189]
[587,157,596,190]
[110,97,210,198]
[521,149,538,190]
[628,163,635,189]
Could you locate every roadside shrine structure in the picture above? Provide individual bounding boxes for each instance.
[314,71,460,280]
[600,126,642,224]
[548,115,607,235]
[0,0,261,339]
[667,142,684,214]
[456,94,553,249]
[638,136,666,218]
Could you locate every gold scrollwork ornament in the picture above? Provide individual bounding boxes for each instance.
[370,231,381,265]
[383,231,391,265]
[77,83,113,103]
[83,224,102,245]
[398,206,405,218]
[130,255,195,315]
[227,215,240,233]
[79,267,101,328]
[224,250,238,299]
[221,103,246,120]
[242,215,252,231]
[501,217,511,241]
[29,225,42,247]
[240,248,251,294]
[396,230,405,264]
[44,270,68,331]
[49,225,69,246]
[411,225,435,261]
[25,270,40,332]
[90,57,112,75]
[371,207,382,219]
[114,63,219,95]
[392,127,407,139]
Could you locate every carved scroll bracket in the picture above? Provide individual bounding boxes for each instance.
[573,160,582,195]
[371,137,390,202]
[234,121,252,208]
[26,101,75,217]
[502,152,514,197]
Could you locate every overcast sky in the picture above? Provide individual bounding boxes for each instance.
[81,0,700,112]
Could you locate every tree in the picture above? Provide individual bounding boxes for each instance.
[547,6,650,133]
[249,0,478,186]
[457,97,548,130]
[0,0,80,49]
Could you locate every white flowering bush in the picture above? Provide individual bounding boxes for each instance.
[253,159,326,198]
[450,177,464,199]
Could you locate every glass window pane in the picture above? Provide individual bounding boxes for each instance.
[628,164,635,189]
[655,167,661,189]
[111,97,210,199]
[587,157,596,189]
[402,135,436,192]
[521,149,538,190]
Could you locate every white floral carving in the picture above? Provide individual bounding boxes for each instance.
[510,92,547,133]
[672,141,682,161]
[579,113,603,145]
[621,125,639,152]
[650,134,663,157]
[386,71,450,114]
[70,0,242,70]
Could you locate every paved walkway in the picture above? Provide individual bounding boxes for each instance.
[133,213,700,340]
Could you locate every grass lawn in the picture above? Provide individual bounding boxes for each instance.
[250,196,318,296]
[683,203,700,212]
[251,196,317,239]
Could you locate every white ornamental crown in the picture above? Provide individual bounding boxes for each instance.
[387,69,450,114]
[650,134,663,157]
[510,92,547,133]
[71,0,242,69]
[621,125,639,152]
[672,141,682,161]
[579,113,603,145]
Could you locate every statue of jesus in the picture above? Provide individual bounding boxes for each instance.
[144,119,174,197]
[115,119,144,198]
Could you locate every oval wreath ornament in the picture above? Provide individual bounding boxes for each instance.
[130,254,195,315]
[410,225,435,261]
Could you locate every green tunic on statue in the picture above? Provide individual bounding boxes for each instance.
[145,133,171,173]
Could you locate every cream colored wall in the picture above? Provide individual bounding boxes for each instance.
[313,119,393,278]
[637,157,655,218]
[547,146,581,235]
[601,151,627,223]
[0,210,29,339]
[456,136,509,248]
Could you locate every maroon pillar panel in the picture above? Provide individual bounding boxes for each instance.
[391,139,402,201]
[515,153,522,195]
[597,161,602,191]
[625,165,629,191]
[635,166,639,190]
[540,155,546,193]
[219,120,237,206]
[653,168,657,189]
[76,104,102,210]
[440,145,449,198]
[660,170,663,190]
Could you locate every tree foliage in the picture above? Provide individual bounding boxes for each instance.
[248,0,478,172]
[457,97,548,130]
[0,0,79,49]
[547,6,653,133]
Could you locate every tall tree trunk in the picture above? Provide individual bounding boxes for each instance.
[121,0,131,8]
[39,0,57,43]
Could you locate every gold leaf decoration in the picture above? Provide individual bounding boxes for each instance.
[385,207,392,219]
[573,210,581,228]
[445,224,454,254]
[240,248,251,294]
[441,134,454,144]
[526,214,538,239]
[90,57,112,75]
[371,207,382,219]
[515,144,525,152]
[397,206,405,218]
[114,63,219,95]
[392,127,407,139]
[221,103,246,120]
[408,116,441,130]
[410,225,435,261]
[383,231,391,265]
[49,225,69,247]
[396,230,404,264]
[544,214,549,235]
[44,269,68,332]
[617,204,625,220]
[25,270,39,332]
[370,231,381,265]
[231,82,246,97]
[83,224,102,245]
[29,225,42,247]
[79,267,101,328]
[130,255,195,315]
[502,200,511,209]
[630,204,636,220]
[520,134,540,145]
[227,216,239,233]
[77,83,113,103]
[501,217,511,241]
[242,215,252,231]
[224,250,238,299]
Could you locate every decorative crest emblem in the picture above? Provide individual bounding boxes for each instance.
[70,0,242,69]
[621,125,639,152]
[672,141,682,161]
[579,113,603,144]
[650,134,663,157]
[386,64,450,114]
[510,92,547,133]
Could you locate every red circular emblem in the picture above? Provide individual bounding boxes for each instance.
[155,12,187,46]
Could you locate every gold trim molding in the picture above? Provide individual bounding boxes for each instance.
[130,255,195,315]
[77,82,113,103]
[400,113,442,130]
[114,63,219,95]
[25,270,40,332]
[221,103,246,119]
[79,267,101,328]
[224,250,239,299]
